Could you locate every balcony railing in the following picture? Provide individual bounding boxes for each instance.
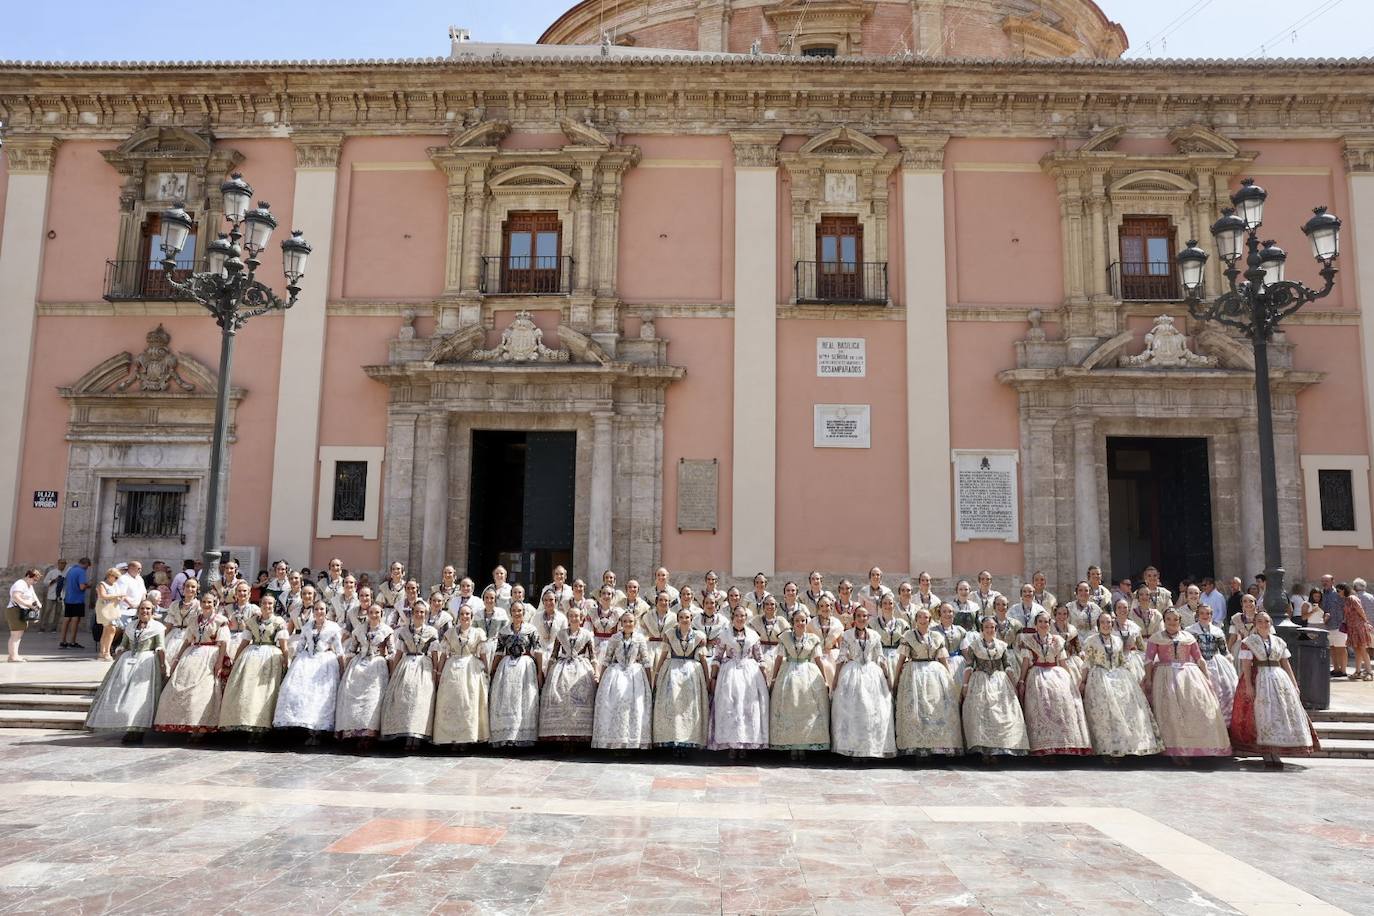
[795,260,888,305]
[104,260,194,302]
[479,255,574,295]
[1108,261,1185,301]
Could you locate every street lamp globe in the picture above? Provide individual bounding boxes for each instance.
[241,201,278,256]
[1302,206,1342,263]
[1231,177,1267,230]
[1176,239,1208,294]
[1257,241,1287,289]
[1210,208,1247,264]
[220,173,253,224]
[280,229,313,287]
[159,203,195,260]
[205,233,234,277]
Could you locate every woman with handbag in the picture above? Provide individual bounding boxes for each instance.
[6,568,43,662]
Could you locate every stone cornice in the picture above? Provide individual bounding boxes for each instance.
[1343,135,1374,173]
[6,62,1374,142]
[1,134,60,173]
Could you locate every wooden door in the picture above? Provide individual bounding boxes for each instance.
[816,215,862,301]
[1118,216,1177,300]
[501,211,562,294]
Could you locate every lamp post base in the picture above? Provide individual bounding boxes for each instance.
[1264,565,1295,627]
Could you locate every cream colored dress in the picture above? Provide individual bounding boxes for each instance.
[433,625,489,745]
[961,637,1029,756]
[830,629,895,758]
[894,629,962,756]
[1018,633,1092,756]
[769,631,830,751]
[653,627,709,749]
[1081,632,1162,757]
[380,623,438,741]
[1145,631,1231,757]
[539,626,598,741]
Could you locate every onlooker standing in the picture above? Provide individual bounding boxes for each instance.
[116,561,147,630]
[1225,577,1245,621]
[40,559,67,632]
[95,567,126,661]
[1199,578,1228,630]
[1319,574,1347,678]
[60,557,91,649]
[1339,582,1372,681]
[6,568,43,662]
[170,559,197,605]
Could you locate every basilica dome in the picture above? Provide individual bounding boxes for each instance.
[539,0,1127,59]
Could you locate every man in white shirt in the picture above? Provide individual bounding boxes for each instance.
[40,559,67,632]
[116,561,147,630]
[1199,577,1228,625]
[448,577,483,617]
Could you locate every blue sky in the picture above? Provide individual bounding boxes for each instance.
[1,0,1370,62]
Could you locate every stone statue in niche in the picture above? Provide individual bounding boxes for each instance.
[1122,315,1217,369]
[472,310,570,363]
[116,324,196,392]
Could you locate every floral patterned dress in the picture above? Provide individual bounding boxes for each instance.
[219,614,288,733]
[769,631,830,751]
[894,629,962,757]
[748,612,787,668]
[1145,631,1230,757]
[1187,622,1239,727]
[335,622,393,739]
[710,627,770,750]
[489,623,542,747]
[86,620,165,734]
[653,627,709,749]
[539,626,598,741]
[273,619,344,733]
[154,612,229,735]
[433,625,489,745]
[873,613,911,669]
[593,633,654,749]
[381,623,438,741]
[961,637,1028,756]
[1018,633,1092,756]
[830,629,896,758]
[1231,633,1317,756]
[1081,632,1162,757]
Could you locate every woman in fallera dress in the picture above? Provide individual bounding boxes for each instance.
[539,606,599,743]
[1080,610,1162,758]
[381,601,439,748]
[830,607,896,759]
[893,607,963,758]
[873,593,912,669]
[748,594,787,668]
[1228,593,1260,656]
[433,603,490,746]
[695,593,730,680]
[474,587,509,659]
[710,604,771,757]
[1017,613,1092,756]
[1231,611,1318,763]
[162,577,199,663]
[1187,603,1238,727]
[653,606,711,754]
[587,584,621,663]
[335,600,393,745]
[808,595,845,683]
[987,596,1022,683]
[273,601,345,742]
[961,615,1029,759]
[932,602,970,697]
[1144,608,1231,760]
[593,610,654,751]
[154,592,230,736]
[769,609,830,758]
[833,580,863,629]
[86,599,165,740]
[218,594,288,737]
[489,602,542,747]
[1113,599,1148,681]
[638,589,674,669]
[1051,604,1086,688]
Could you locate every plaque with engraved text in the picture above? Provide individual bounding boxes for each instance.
[953,450,1020,542]
[677,458,718,533]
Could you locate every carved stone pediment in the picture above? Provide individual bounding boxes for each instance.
[446,119,512,149]
[59,324,230,397]
[1168,124,1241,157]
[425,314,622,367]
[559,117,612,149]
[796,125,888,158]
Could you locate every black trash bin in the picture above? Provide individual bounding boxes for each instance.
[1277,625,1330,711]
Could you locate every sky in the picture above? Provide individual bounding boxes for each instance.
[1,0,1371,62]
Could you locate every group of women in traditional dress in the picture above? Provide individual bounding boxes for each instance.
[82,566,1318,765]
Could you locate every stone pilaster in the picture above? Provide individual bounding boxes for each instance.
[1071,416,1101,576]
[421,414,450,588]
[0,135,59,563]
[1343,134,1374,542]
[266,131,343,567]
[587,410,614,582]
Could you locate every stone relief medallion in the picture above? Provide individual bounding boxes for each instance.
[824,172,858,204]
[1123,315,1217,369]
[116,324,197,392]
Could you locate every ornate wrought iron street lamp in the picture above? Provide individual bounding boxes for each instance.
[158,174,312,592]
[1177,178,1341,624]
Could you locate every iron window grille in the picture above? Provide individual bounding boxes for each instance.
[113,483,188,543]
[332,461,368,522]
[1317,469,1356,532]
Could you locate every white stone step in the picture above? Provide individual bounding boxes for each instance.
[0,683,99,697]
[0,708,86,730]
[1313,721,1374,741]
[1309,737,1374,759]
[0,693,91,712]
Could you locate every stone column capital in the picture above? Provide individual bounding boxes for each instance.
[729,130,784,168]
[2,135,61,175]
[291,132,345,170]
[897,134,949,172]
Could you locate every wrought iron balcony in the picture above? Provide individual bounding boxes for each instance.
[104,260,195,302]
[1108,260,1186,302]
[479,255,574,295]
[795,260,888,305]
